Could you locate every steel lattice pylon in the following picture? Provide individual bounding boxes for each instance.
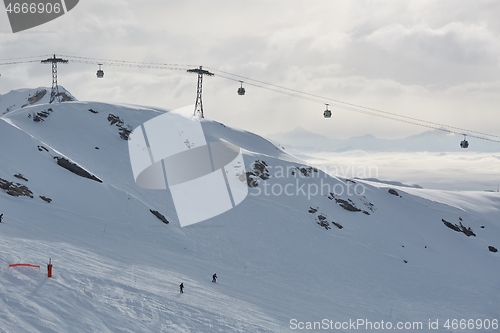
[187,66,214,118]
[41,54,68,103]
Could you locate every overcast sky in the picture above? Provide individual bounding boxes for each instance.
[302,150,500,191]
[1,0,500,139]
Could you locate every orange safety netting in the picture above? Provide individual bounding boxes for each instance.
[9,263,40,268]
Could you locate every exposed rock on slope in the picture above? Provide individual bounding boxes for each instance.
[55,157,102,183]
[150,209,169,224]
[441,218,476,237]
[0,178,33,198]
[108,114,133,140]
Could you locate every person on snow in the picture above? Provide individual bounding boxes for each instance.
[0,214,3,223]
[179,283,184,293]
[212,273,217,283]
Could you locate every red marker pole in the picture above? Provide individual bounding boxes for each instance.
[47,258,52,278]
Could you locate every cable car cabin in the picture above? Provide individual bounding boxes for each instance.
[237,81,245,95]
[460,134,469,148]
[96,69,104,78]
[323,110,332,118]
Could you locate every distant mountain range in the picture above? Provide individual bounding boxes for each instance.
[269,126,500,152]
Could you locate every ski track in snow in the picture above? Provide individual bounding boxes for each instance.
[0,238,282,333]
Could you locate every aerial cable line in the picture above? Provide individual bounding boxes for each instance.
[0,59,42,65]
[59,54,196,68]
[1,54,499,143]
[214,72,500,143]
[0,54,52,62]
[327,103,500,143]
[208,67,500,140]
[68,59,190,71]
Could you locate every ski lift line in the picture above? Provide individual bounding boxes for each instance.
[67,59,190,71]
[326,98,500,140]
[215,73,500,143]
[215,73,323,102]
[208,67,500,140]
[0,54,52,62]
[220,74,451,129]
[2,54,497,140]
[0,60,42,66]
[1,54,499,142]
[59,54,196,68]
[213,72,500,141]
[331,103,500,143]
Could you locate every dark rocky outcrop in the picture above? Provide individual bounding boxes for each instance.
[308,207,343,230]
[245,160,270,187]
[150,210,169,224]
[331,221,343,229]
[328,193,361,212]
[55,157,102,183]
[316,214,330,230]
[55,92,76,102]
[441,218,476,237]
[291,166,318,177]
[245,172,259,188]
[27,89,47,105]
[14,174,28,181]
[107,114,133,140]
[388,189,400,196]
[252,160,269,180]
[40,195,52,203]
[0,178,33,198]
[488,246,498,253]
[118,127,132,140]
[29,108,53,122]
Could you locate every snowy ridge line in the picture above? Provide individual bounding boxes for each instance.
[0,117,68,160]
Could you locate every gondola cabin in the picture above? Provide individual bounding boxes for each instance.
[323,104,331,118]
[96,64,104,78]
[238,81,245,95]
[460,134,469,148]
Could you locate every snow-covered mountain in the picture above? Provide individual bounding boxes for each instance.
[270,126,500,152]
[0,88,499,332]
[0,87,76,116]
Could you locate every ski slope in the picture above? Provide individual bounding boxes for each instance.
[0,88,498,332]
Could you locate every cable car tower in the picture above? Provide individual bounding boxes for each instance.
[187,66,214,118]
[41,54,68,103]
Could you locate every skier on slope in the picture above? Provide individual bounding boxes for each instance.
[179,283,184,293]
[0,214,3,223]
[212,273,217,283]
